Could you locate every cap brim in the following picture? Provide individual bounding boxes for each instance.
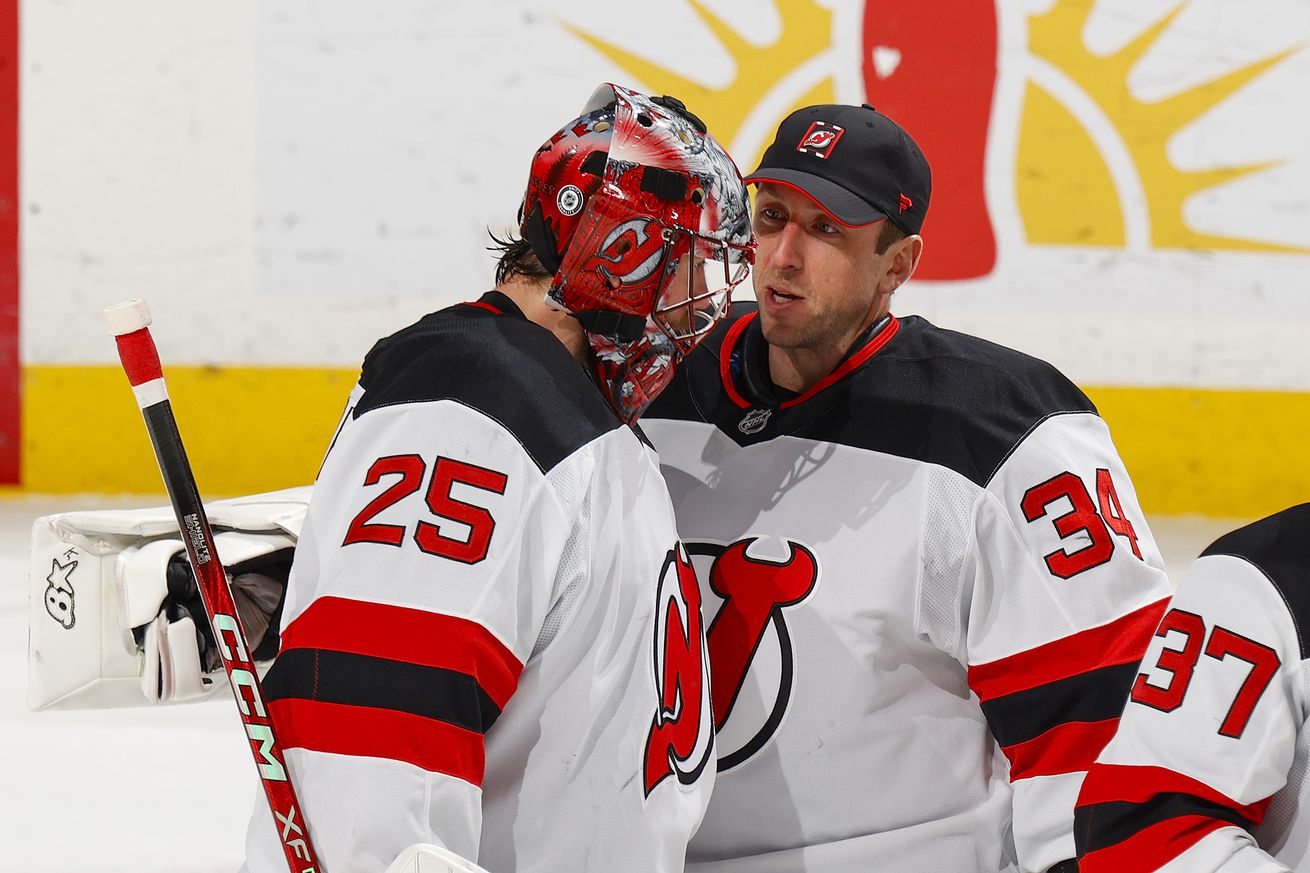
[743,168,888,228]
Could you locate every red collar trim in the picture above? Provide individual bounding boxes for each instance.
[463,301,503,315]
[718,312,901,410]
[718,314,757,409]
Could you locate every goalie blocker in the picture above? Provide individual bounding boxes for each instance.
[27,487,310,710]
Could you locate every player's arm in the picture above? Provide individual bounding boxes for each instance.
[965,411,1172,872]
[1075,548,1304,871]
[240,399,573,871]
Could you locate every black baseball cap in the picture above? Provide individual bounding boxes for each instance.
[744,103,932,234]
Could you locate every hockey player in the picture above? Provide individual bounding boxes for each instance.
[1075,504,1310,872]
[237,83,753,872]
[638,103,1173,872]
[25,82,751,873]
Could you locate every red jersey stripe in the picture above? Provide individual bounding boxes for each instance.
[1079,814,1234,873]
[463,301,503,315]
[1078,764,1273,825]
[269,697,486,786]
[969,598,1169,702]
[280,596,523,709]
[1004,718,1119,781]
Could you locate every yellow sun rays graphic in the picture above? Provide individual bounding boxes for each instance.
[1021,0,1307,253]
[563,0,1306,256]
[560,0,836,174]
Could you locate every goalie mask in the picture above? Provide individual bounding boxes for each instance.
[519,83,754,423]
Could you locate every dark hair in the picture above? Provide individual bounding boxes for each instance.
[488,230,552,285]
[877,220,908,254]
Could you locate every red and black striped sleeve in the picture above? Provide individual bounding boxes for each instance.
[968,598,1168,781]
[1073,506,1310,871]
[262,595,524,787]
[1074,764,1272,872]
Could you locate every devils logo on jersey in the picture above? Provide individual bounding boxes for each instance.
[686,537,819,771]
[643,543,715,797]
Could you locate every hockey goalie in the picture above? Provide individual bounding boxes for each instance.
[28,81,754,873]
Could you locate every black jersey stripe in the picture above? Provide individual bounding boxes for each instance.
[263,647,503,735]
[1075,793,1259,856]
[980,660,1139,748]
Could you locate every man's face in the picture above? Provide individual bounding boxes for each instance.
[750,183,894,354]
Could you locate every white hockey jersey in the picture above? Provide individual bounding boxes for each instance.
[1077,504,1310,872]
[642,305,1172,872]
[243,292,715,873]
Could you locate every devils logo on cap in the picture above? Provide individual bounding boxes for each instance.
[796,121,844,160]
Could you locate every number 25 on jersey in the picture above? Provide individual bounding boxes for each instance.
[342,454,509,565]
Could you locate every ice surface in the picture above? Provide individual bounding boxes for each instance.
[1,496,250,873]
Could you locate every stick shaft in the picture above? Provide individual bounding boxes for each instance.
[107,309,323,873]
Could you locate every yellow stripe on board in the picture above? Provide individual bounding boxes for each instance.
[23,365,357,496]
[1086,386,1310,519]
[19,366,1310,519]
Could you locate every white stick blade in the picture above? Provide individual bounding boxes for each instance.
[103,299,152,337]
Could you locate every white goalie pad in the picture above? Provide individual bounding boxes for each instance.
[27,486,311,711]
[384,844,490,873]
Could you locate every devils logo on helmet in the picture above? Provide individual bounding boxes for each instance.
[588,218,671,289]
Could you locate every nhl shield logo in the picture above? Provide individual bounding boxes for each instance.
[796,121,844,160]
[739,408,772,434]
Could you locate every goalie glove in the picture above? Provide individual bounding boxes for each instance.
[135,536,294,703]
[27,487,310,710]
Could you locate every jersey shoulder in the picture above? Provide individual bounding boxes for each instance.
[1201,504,1310,658]
[355,302,623,473]
[877,316,1093,414]
[841,316,1098,484]
[646,307,1098,486]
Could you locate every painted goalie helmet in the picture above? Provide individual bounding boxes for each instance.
[519,83,755,423]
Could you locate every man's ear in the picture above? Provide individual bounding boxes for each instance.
[879,234,924,294]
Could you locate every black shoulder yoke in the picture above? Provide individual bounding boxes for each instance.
[1202,504,1310,659]
[646,307,1097,486]
[354,293,622,474]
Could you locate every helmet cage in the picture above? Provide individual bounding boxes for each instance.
[653,231,754,354]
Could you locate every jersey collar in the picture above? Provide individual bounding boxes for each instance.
[464,290,525,319]
[719,311,901,410]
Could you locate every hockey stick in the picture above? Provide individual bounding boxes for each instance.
[104,299,323,873]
